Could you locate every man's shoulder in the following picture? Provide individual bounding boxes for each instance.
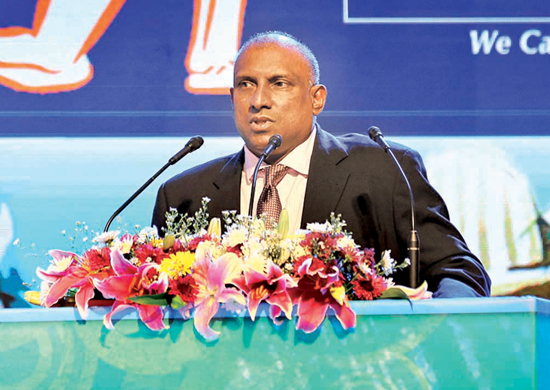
[163,151,242,187]
[318,128,413,156]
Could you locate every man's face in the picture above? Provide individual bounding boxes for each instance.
[230,42,326,163]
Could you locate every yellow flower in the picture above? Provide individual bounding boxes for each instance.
[330,285,346,305]
[160,251,195,278]
[24,291,42,306]
[151,238,164,248]
[207,218,221,237]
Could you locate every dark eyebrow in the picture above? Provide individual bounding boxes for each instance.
[234,75,256,83]
[268,75,292,83]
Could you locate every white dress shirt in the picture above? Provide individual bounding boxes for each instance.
[240,127,317,233]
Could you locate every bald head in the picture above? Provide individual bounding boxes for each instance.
[234,31,320,86]
[230,31,327,164]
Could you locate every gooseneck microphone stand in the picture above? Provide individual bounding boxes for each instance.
[103,136,204,232]
[368,126,419,288]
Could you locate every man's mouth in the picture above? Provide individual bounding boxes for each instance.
[250,117,274,130]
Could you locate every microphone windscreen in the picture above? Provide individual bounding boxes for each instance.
[269,134,282,148]
[187,136,204,151]
[368,126,382,141]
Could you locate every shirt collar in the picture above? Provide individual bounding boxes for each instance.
[243,125,317,184]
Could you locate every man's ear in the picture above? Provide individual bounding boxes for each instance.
[229,87,234,106]
[311,84,327,115]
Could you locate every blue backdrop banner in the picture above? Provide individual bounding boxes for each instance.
[0,0,549,136]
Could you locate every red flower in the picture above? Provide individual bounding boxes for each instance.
[352,273,388,300]
[232,261,295,321]
[168,274,199,304]
[134,244,169,265]
[293,255,324,277]
[335,245,361,264]
[95,250,169,331]
[226,244,243,257]
[288,256,355,333]
[300,232,340,260]
[166,239,184,253]
[37,248,114,319]
[360,248,376,268]
[187,235,215,251]
[81,247,111,272]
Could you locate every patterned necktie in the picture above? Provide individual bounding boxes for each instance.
[256,164,289,228]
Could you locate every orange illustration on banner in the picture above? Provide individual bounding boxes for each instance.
[0,0,247,95]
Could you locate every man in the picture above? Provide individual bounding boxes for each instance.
[152,31,491,298]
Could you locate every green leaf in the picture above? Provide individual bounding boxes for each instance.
[379,288,410,300]
[170,295,187,310]
[128,293,169,306]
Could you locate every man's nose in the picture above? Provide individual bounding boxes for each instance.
[250,84,271,111]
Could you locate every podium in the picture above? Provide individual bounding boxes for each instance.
[0,297,548,389]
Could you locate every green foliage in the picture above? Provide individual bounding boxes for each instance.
[128,292,169,306]
[379,288,410,300]
[329,212,348,234]
[170,295,187,310]
[163,209,191,238]
[221,210,239,227]
[163,197,211,244]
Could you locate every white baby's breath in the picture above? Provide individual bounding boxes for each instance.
[305,221,333,234]
[92,230,120,244]
[137,226,158,243]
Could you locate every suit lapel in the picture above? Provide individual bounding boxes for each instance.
[210,150,243,216]
[301,127,350,227]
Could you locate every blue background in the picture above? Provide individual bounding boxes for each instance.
[1,0,549,136]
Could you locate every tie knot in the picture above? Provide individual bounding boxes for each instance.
[264,164,288,187]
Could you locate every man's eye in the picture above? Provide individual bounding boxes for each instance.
[274,81,288,87]
[239,80,253,88]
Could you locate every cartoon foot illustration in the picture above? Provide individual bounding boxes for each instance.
[0,31,94,93]
[0,0,126,94]
[185,61,235,95]
[184,0,247,95]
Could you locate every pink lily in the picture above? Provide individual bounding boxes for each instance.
[290,257,356,333]
[192,252,246,341]
[232,260,296,321]
[37,248,113,319]
[95,249,169,331]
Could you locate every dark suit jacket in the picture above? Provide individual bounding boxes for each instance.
[152,127,491,297]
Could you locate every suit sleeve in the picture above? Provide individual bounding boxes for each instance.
[393,149,491,297]
[151,182,168,235]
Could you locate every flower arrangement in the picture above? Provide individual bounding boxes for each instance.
[31,198,431,340]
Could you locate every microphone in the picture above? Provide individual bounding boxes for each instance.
[368,126,390,152]
[169,136,204,164]
[103,136,204,232]
[260,134,282,158]
[368,126,419,288]
[248,134,283,217]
